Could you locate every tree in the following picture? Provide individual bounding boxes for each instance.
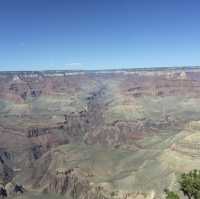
[164,189,180,199]
[179,170,200,199]
[164,170,200,199]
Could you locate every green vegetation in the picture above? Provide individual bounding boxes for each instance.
[164,189,180,199]
[165,170,200,199]
[179,170,200,199]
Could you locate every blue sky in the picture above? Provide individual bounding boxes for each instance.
[0,0,200,71]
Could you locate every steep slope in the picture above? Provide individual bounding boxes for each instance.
[1,68,200,198]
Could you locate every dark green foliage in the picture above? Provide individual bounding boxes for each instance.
[179,170,200,199]
[164,170,200,199]
[164,189,180,199]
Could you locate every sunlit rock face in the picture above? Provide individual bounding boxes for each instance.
[1,67,200,198]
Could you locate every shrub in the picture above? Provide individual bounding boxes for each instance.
[164,189,180,199]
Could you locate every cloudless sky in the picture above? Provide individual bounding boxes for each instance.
[0,0,200,71]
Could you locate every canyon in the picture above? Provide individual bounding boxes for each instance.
[1,67,200,198]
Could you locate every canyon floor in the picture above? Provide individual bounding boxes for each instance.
[1,68,200,199]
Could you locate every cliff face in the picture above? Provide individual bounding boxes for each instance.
[47,168,89,196]
[0,149,14,184]
[1,68,200,198]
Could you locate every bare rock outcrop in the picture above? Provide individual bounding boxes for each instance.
[46,168,109,199]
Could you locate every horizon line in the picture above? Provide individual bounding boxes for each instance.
[0,65,200,73]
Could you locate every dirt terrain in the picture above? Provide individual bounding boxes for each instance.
[1,67,200,198]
